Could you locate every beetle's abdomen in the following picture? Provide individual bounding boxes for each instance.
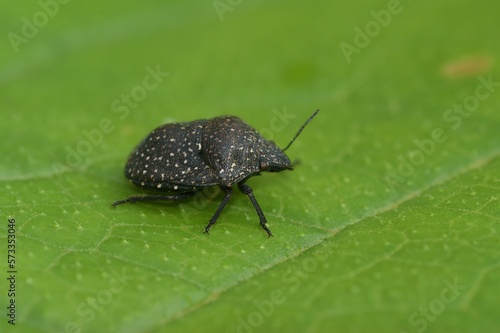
[125,120,219,191]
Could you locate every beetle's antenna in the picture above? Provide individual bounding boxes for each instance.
[283,109,319,152]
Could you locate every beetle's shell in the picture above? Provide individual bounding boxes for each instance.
[125,116,265,191]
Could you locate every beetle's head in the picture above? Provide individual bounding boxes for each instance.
[259,140,292,172]
[258,109,319,173]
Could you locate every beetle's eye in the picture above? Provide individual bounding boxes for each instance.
[260,160,269,171]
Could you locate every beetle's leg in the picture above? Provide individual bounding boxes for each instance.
[204,186,232,234]
[112,192,196,207]
[237,182,273,237]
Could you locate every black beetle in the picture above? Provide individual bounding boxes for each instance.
[112,109,319,237]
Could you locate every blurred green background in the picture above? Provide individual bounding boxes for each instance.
[1,0,499,332]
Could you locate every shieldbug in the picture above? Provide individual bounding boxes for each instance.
[112,109,319,237]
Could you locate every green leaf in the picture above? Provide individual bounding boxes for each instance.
[1,1,499,333]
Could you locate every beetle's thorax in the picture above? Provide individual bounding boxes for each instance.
[202,116,262,186]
